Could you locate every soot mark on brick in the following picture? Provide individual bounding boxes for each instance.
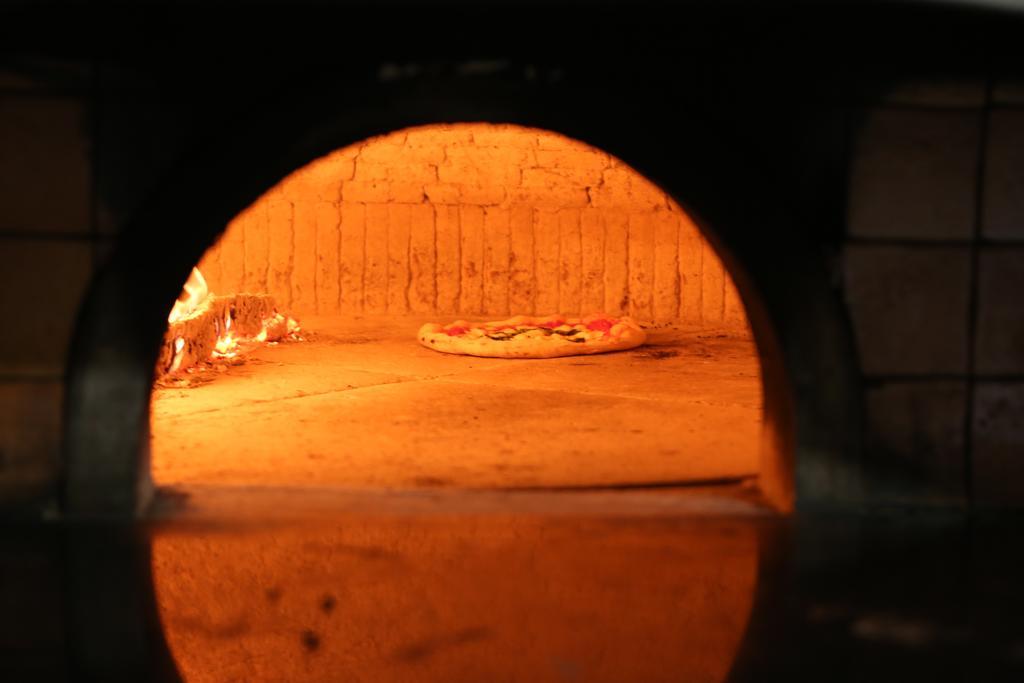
[301,629,321,652]
[320,594,337,614]
[393,626,492,663]
[336,336,380,345]
[637,349,679,359]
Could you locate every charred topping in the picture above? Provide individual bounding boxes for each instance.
[486,326,583,341]
[486,328,527,341]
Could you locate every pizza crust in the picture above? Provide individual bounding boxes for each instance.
[417,315,646,359]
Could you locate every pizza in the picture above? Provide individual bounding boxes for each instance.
[417,314,646,358]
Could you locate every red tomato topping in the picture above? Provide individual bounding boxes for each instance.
[444,326,469,336]
[538,318,565,329]
[586,318,614,332]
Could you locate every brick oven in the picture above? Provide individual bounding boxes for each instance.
[2,2,1024,682]
[147,123,766,499]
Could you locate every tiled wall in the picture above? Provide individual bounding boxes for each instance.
[197,125,748,327]
[843,80,1024,506]
[0,64,96,506]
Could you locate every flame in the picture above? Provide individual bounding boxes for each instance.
[168,267,209,324]
[168,337,186,373]
[208,312,302,361]
[213,311,238,358]
[162,267,304,375]
[213,335,237,358]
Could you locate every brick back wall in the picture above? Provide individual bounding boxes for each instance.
[196,124,748,328]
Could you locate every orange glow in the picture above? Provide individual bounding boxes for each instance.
[152,516,759,683]
[151,123,766,494]
[168,267,209,324]
[150,124,773,677]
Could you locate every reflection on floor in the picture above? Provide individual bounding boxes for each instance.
[150,317,762,490]
[3,501,1024,682]
[153,503,758,683]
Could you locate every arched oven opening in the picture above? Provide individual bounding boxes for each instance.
[147,123,768,505]
[62,74,860,518]
[128,122,787,682]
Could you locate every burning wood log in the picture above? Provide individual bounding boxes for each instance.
[156,268,301,379]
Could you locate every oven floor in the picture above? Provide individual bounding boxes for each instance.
[150,316,762,491]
